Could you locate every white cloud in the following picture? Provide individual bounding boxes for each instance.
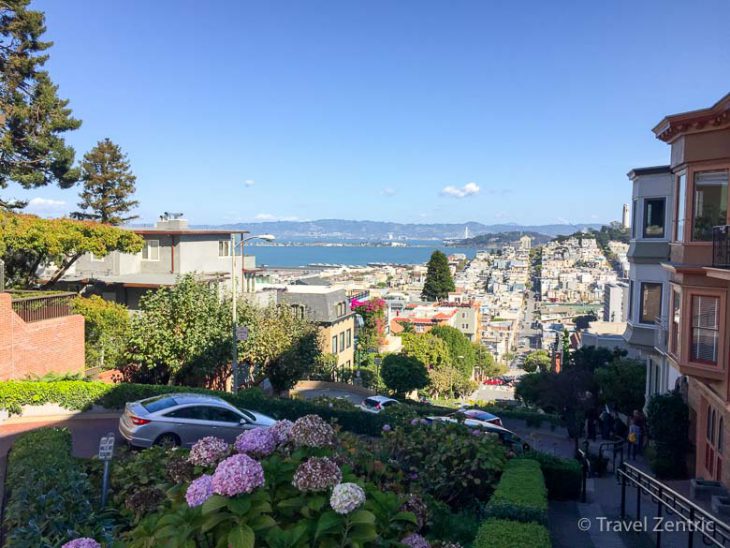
[382,187,397,197]
[25,197,68,214]
[440,182,480,198]
[254,213,302,222]
[244,179,256,187]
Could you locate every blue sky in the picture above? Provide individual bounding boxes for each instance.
[11,0,730,225]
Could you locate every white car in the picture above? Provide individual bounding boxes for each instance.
[360,395,400,414]
[426,415,530,453]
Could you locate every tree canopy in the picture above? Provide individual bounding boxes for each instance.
[72,295,129,370]
[421,250,454,301]
[0,0,81,208]
[429,325,476,377]
[72,138,139,225]
[594,358,646,413]
[523,350,551,373]
[381,354,429,396]
[0,211,143,287]
[400,332,451,369]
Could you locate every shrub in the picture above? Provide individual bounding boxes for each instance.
[485,459,548,524]
[473,519,552,548]
[381,354,429,396]
[518,451,581,500]
[4,428,110,546]
[646,391,690,478]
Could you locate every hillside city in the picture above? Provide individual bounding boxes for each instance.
[1,2,730,548]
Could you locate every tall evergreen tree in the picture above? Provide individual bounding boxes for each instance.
[0,0,81,209]
[72,138,139,224]
[421,250,455,301]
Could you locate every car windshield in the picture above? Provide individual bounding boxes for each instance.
[465,410,495,421]
[239,409,256,422]
[363,399,379,407]
[141,396,178,413]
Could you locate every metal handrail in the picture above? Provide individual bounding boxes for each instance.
[7,291,76,323]
[618,462,730,547]
[713,225,730,268]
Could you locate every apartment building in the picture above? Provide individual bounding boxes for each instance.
[603,281,629,322]
[649,93,730,486]
[622,166,681,404]
[275,285,356,370]
[59,215,265,308]
[390,301,481,341]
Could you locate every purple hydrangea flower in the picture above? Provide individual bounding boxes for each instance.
[234,427,277,457]
[292,457,342,492]
[382,424,392,432]
[410,418,420,426]
[188,436,230,467]
[330,482,366,514]
[185,474,214,507]
[402,533,431,548]
[290,415,335,447]
[212,454,265,496]
[270,419,294,445]
[61,539,101,548]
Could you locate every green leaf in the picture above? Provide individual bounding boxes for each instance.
[349,509,376,526]
[249,514,277,531]
[201,512,231,533]
[228,524,255,548]
[202,494,229,515]
[315,510,342,537]
[227,497,252,516]
[390,511,418,525]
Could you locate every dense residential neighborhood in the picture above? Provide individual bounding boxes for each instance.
[1,1,730,548]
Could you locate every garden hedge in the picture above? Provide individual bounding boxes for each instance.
[519,451,582,500]
[3,428,109,546]
[473,518,552,548]
[485,459,548,524]
[0,380,389,436]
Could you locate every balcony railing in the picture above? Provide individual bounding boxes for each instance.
[8,291,76,323]
[712,225,730,268]
[654,315,668,354]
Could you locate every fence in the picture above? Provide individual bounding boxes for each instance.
[617,461,730,547]
[8,291,76,323]
[712,225,730,268]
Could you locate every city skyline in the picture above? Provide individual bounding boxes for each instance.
[7,0,730,225]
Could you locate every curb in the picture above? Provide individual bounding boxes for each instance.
[0,411,121,426]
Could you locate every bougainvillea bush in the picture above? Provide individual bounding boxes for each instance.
[121,414,458,547]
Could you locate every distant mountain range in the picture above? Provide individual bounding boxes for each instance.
[212,220,604,240]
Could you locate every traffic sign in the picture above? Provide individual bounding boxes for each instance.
[236,326,249,341]
[98,432,115,461]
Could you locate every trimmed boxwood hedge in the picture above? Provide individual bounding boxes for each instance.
[0,380,389,436]
[485,459,548,525]
[3,428,109,546]
[519,451,582,500]
[473,518,552,548]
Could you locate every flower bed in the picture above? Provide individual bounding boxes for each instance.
[485,459,548,525]
[3,428,110,547]
[0,380,389,436]
[473,518,552,548]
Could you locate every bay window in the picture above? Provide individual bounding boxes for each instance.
[670,288,680,356]
[643,198,665,238]
[639,282,662,324]
[690,295,719,364]
[692,170,728,241]
[676,174,686,242]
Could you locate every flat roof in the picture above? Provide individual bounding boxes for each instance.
[626,165,672,178]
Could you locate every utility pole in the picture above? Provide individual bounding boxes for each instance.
[231,233,239,391]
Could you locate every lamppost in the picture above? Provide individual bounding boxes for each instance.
[231,233,275,391]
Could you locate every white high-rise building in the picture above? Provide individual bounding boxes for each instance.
[622,203,630,228]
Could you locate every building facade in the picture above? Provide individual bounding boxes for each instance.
[650,93,730,486]
[623,166,681,405]
[603,281,629,322]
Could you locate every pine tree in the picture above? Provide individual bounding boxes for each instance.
[72,138,139,224]
[421,250,455,301]
[0,0,81,209]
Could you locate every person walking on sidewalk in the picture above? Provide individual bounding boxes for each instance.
[627,418,641,460]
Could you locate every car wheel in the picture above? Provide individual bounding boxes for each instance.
[154,433,181,448]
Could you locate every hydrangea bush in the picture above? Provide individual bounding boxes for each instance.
[187,436,230,467]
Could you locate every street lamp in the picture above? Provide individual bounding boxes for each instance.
[231,233,275,391]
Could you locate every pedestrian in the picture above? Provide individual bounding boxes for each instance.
[599,406,611,440]
[627,418,641,460]
[633,409,648,449]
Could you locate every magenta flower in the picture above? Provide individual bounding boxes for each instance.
[212,454,265,496]
[269,419,294,445]
[185,474,214,507]
[234,428,277,457]
[61,539,100,548]
[290,415,335,447]
[292,457,342,492]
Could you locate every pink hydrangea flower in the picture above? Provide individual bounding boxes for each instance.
[402,533,431,548]
[382,424,392,432]
[292,457,342,492]
[290,415,335,447]
[185,474,214,507]
[188,436,230,467]
[62,539,100,548]
[212,454,265,496]
[234,428,277,457]
[330,482,366,514]
[270,419,294,444]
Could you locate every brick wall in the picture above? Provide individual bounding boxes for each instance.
[0,293,85,380]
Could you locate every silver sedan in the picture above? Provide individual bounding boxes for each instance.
[118,393,276,448]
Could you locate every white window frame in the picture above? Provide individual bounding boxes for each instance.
[219,240,232,257]
[142,239,160,261]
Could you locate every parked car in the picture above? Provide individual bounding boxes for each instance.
[425,415,530,454]
[449,408,503,427]
[360,395,400,414]
[118,393,276,448]
[482,377,505,386]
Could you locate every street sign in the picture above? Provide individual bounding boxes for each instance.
[236,326,249,341]
[98,432,115,461]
